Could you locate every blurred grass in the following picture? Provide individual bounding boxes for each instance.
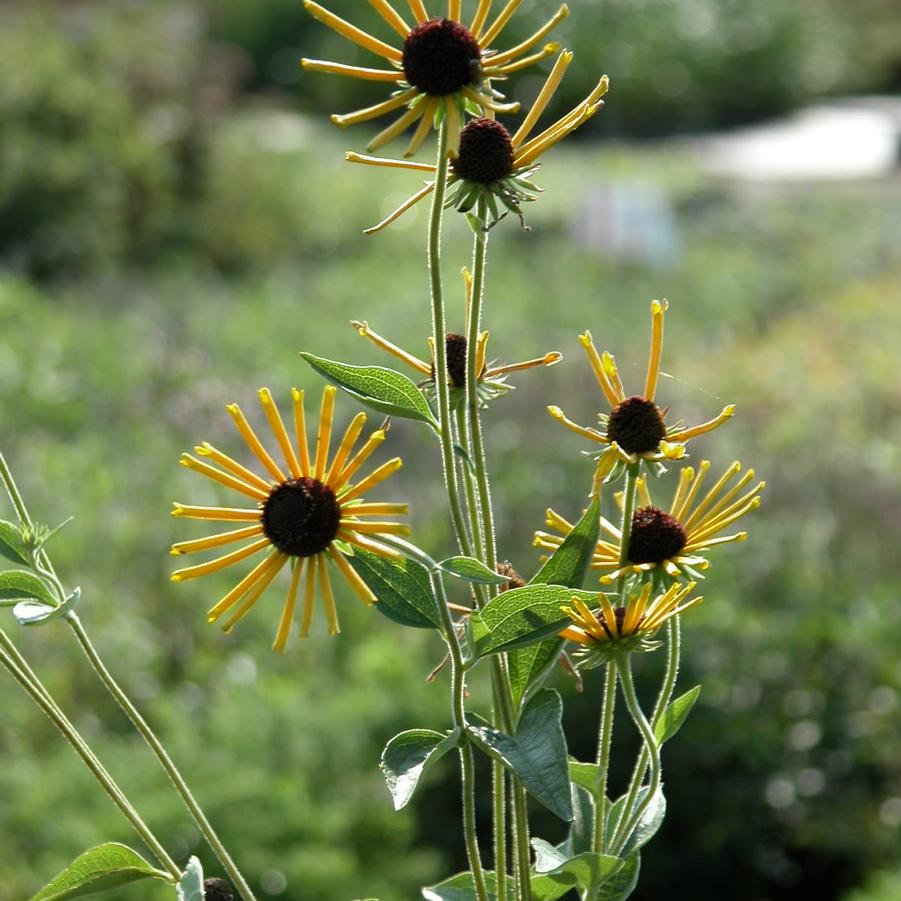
[1,99,901,901]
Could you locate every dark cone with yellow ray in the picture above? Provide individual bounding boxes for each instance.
[171,386,409,652]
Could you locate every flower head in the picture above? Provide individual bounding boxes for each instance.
[171,386,408,652]
[560,582,701,668]
[302,0,570,157]
[536,461,764,583]
[350,268,561,404]
[549,300,735,482]
[344,52,608,232]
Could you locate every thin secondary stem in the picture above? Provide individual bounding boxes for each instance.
[465,198,532,900]
[611,655,661,858]
[428,120,473,561]
[66,614,258,901]
[432,572,489,901]
[465,199,498,579]
[0,631,181,881]
[455,404,485,563]
[1,451,256,898]
[592,660,617,854]
[617,463,641,569]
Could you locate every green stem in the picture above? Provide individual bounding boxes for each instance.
[0,631,181,881]
[465,199,498,579]
[611,655,661,858]
[617,463,641,569]
[592,661,617,854]
[1,451,256,899]
[455,404,485,563]
[615,616,681,847]
[465,197,532,900]
[428,119,473,561]
[432,571,489,901]
[66,614,258,901]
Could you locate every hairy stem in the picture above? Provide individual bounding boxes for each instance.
[612,655,661,857]
[592,660,617,854]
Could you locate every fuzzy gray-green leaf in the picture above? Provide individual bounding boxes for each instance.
[0,521,28,565]
[381,728,459,810]
[349,548,441,630]
[300,352,437,426]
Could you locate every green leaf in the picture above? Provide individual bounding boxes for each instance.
[439,556,508,586]
[531,839,622,893]
[349,548,441,630]
[0,520,28,565]
[607,786,666,856]
[532,499,600,588]
[381,728,460,810]
[567,785,600,857]
[596,852,640,901]
[654,685,701,745]
[28,843,171,900]
[467,689,573,822]
[14,587,80,627]
[301,353,437,426]
[176,857,204,901]
[508,499,601,707]
[569,760,605,798]
[0,570,56,605]
[421,870,573,901]
[469,585,598,657]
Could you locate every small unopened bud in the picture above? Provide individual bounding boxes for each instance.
[204,877,236,901]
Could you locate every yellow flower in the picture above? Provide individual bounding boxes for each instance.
[536,461,764,583]
[560,582,701,665]
[302,0,569,156]
[171,386,409,652]
[344,51,608,232]
[351,268,561,403]
[549,300,735,482]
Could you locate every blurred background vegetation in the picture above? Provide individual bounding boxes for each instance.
[1,0,900,899]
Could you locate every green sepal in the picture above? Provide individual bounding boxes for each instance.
[300,352,438,427]
[380,728,460,810]
[438,556,508,586]
[28,843,172,901]
[655,685,701,745]
[467,689,573,822]
[349,548,441,630]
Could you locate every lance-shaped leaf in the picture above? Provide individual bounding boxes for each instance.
[469,585,598,658]
[607,786,666,856]
[467,690,573,822]
[301,353,437,426]
[508,499,601,707]
[28,843,171,900]
[422,869,574,901]
[654,685,701,745]
[381,728,460,810]
[349,547,441,630]
[531,838,623,893]
[0,520,28,565]
[0,570,56,606]
[439,556,509,586]
[596,852,640,901]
